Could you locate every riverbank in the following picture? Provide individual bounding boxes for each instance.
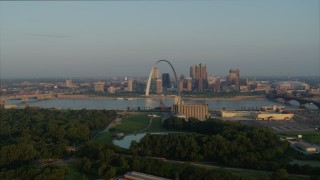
[56,94,266,101]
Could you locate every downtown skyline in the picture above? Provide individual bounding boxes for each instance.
[0,0,319,78]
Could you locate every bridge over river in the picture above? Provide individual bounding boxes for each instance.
[266,93,320,109]
[0,94,54,104]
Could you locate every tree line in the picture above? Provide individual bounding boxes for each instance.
[133,117,320,176]
[78,142,244,180]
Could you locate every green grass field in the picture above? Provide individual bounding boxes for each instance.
[277,131,320,144]
[114,113,166,134]
[92,113,167,143]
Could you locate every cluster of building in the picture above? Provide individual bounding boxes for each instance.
[146,64,266,94]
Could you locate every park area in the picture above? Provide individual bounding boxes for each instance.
[113,112,166,133]
[93,112,166,143]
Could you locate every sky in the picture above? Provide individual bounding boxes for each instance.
[0,0,319,79]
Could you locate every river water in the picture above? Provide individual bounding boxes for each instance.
[7,97,318,110]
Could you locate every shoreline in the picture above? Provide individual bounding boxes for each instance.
[56,95,267,101]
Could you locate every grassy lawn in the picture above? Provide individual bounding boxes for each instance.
[115,113,167,133]
[146,118,167,132]
[277,131,320,144]
[93,131,114,143]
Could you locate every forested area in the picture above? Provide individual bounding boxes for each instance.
[78,142,243,180]
[0,108,116,179]
[134,117,320,175]
[1,109,319,179]
[136,126,288,169]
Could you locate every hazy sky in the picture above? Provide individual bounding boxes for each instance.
[0,0,319,78]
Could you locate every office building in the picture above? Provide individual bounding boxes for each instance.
[186,78,192,91]
[94,81,105,92]
[162,73,170,89]
[65,80,73,88]
[127,78,133,92]
[107,86,116,93]
[179,79,184,92]
[156,79,163,94]
[227,68,240,91]
[190,63,208,91]
[152,67,160,79]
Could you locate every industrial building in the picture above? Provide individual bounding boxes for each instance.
[220,110,294,120]
[171,96,209,120]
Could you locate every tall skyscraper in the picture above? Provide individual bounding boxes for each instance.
[190,65,197,79]
[127,78,133,92]
[179,79,184,92]
[152,67,160,79]
[213,77,221,92]
[156,79,163,94]
[190,63,208,91]
[162,73,170,89]
[186,78,192,92]
[227,68,240,91]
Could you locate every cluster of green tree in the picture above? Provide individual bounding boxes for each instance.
[160,117,320,176]
[0,165,67,180]
[135,132,288,170]
[0,108,116,161]
[78,142,243,180]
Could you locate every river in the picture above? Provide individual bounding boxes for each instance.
[6,97,318,110]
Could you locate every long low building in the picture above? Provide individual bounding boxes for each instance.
[220,110,294,120]
[256,112,293,120]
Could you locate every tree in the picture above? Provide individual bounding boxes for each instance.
[272,169,288,180]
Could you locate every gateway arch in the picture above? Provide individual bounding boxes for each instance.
[145,60,179,96]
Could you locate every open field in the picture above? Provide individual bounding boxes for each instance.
[277,131,320,144]
[115,113,166,134]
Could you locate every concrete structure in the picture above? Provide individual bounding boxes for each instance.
[172,102,209,120]
[156,79,163,94]
[127,78,133,92]
[65,79,73,88]
[123,171,170,180]
[94,81,105,92]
